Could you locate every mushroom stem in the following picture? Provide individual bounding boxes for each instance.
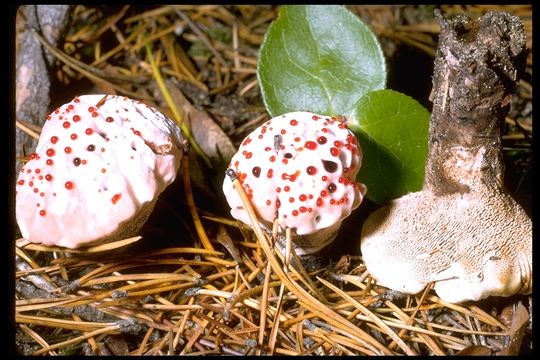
[360,11,532,303]
[424,10,527,195]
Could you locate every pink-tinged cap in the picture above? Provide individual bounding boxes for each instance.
[223,111,367,236]
[16,95,184,248]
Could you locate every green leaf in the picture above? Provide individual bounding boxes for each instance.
[257,5,386,117]
[349,89,430,204]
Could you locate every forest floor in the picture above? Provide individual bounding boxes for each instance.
[14,5,532,355]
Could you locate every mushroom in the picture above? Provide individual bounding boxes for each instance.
[223,111,367,255]
[16,94,184,248]
[360,11,532,303]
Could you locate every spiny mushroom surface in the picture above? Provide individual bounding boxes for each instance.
[223,111,367,255]
[16,94,183,248]
[360,11,532,303]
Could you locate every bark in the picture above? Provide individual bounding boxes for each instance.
[16,5,72,163]
[423,10,527,195]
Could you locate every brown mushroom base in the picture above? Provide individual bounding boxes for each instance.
[361,184,532,303]
[59,197,158,249]
[259,221,342,257]
[109,197,159,244]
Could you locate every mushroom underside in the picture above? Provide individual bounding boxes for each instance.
[361,187,532,303]
[259,221,342,256]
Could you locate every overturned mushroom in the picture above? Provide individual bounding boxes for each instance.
[223,111,367,255]
[361,11,532,303]
[16,94,183,248]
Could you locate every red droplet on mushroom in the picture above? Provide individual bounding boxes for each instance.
[111,193,122,204]
[322,160,338,173]
[73,115,81,122]
[305,141,317,150]
[327,183,337,193]
[252,166,261,178]
[307,166,317,175]
[281,171,300,181]
[46,149,55,157]
[63,121,70,129]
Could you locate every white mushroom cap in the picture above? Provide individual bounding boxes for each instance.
[16,95,183,248]
[361,185,532,303]
[223,111,367,243]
